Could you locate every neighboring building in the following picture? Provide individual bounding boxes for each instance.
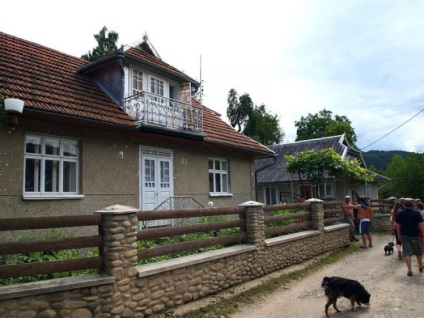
[0,32,274,228]
[255,134,389,204]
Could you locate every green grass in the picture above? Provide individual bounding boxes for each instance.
[181,244,358,318]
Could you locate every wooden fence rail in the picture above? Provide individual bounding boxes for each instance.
[0,214,102,280]
[0,200,348,282]
[136,207,246,260]
[0,236,101,256]
[0,257,102,279]
[138,234,245,260]
[137,220,243,240]
[0,215,101,231]
[136,207,244,221]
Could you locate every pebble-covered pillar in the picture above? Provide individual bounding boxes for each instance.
[95,204,139,317]
[238,201,265,249]
[307,198,324,231]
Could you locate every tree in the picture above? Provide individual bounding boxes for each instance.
[81,26,119,62]
[226,88,284,145]
[243,104,284,145]
[295,109,357,148]
[381,153,424,199]
[286,148,373,197]
[226,89,252,132]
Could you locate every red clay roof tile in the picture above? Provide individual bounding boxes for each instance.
[0,31,273,156]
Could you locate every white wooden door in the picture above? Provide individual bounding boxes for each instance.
[140,148,173,228]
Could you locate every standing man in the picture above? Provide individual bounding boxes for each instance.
[341,196,359,242]
[395,198,424,277]
[352,198,373,248]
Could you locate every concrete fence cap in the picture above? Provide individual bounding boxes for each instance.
[95,204,139,214]
[238,201,264,207]
[305,198,323,203]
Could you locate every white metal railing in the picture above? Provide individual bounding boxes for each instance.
[124,92,203,133]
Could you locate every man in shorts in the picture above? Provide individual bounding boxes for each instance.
[351,197,373,248]
[395,198,424,276]
[341,196,359,242]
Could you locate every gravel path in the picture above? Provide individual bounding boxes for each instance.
[231,234,424,318]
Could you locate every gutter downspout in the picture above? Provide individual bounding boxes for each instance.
[255,154,278,202]
[118,46,126,110]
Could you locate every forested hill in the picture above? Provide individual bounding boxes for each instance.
[362,150,411,171]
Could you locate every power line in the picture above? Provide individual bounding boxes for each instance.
[360,108,424,151]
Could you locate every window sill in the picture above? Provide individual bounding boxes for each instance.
[209,193,233,197]
[22,194,85,200]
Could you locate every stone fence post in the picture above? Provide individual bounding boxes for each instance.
[95,204,139,317]
[238,201,265,249]
[306,198,324,232]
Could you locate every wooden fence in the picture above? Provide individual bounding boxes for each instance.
[370,198,395,214]
[0,201,345,282]
[0,215,102,279]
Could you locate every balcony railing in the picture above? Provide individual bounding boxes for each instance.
[124,92,203,134]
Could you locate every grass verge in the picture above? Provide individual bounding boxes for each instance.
[181,244,358,318]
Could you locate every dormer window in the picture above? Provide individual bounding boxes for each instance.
[124,65,203,134]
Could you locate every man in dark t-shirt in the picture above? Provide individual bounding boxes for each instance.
[395,198,424,277]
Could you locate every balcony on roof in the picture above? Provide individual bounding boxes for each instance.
[124,91,203,134]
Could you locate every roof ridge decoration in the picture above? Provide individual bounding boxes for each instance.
[126,33,161,59]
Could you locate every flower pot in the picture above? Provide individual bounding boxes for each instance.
[4,98,24,114]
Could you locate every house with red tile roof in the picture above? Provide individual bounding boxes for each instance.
[0,31,274,226]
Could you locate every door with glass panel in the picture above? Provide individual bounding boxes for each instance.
[140,147,173,228]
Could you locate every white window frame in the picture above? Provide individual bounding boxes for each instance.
[23,135,83,200]
[264,187,277,205]
[131,68,144,95]
[208,158,232,197]
[319,182,334,198]
[363,183,371,197]
[148,74,169,98]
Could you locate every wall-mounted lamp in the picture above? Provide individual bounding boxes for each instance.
[4,98,24,126]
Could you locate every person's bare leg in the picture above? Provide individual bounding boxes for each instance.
[417,255,423,271]
[367,234,372,247]
[405,255,413,275]
[361,234,367,248]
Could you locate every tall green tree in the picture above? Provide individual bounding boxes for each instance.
[226,88,284,145]
[226,89,253,132]
[243,104,284,145]
[81,26,119,62]
[295,109,357,148]
[382,153,424,199]
[286,148,373,197]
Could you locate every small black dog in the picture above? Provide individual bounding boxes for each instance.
[384,242,394,255]
[322,276,371,317]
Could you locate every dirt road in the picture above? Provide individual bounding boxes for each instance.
[231,234,424,318]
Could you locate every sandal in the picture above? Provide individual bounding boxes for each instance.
[360,246,367,249]
[369,244,373,247]
[407,270,413,277]
[398,251,403,260]
[419,267,424,273]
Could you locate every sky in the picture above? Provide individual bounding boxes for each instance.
[1,0,424,152]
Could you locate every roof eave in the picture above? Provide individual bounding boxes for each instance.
[77,51,125,75]
[125,54,199,86]
[205,140,275,159]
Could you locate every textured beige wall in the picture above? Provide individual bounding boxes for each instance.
[0,119,256,221]
[173,147,255,208]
